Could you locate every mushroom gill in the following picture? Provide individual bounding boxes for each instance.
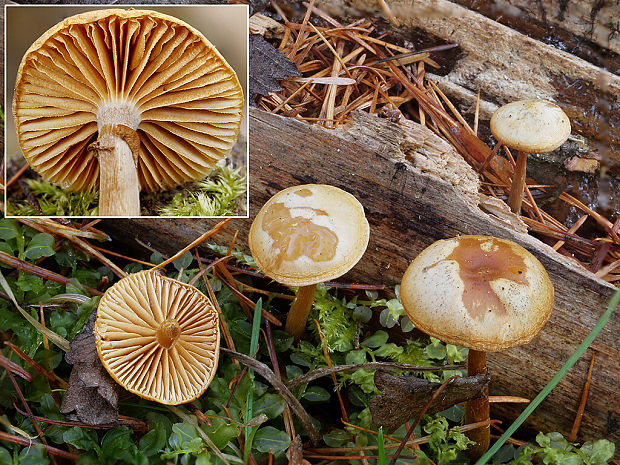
[94,270,220,405]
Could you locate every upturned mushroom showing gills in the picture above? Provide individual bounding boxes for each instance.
[94,270,220,405]
[12,9,244,216]
[400,235,554,459]
[490,99,570,214]
[249,184,370,340]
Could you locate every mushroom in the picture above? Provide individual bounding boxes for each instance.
[12,8,244,216]
[248,184,369,340]
[400,235,554,458]
[490,99,570,214]
[94,270,220,405]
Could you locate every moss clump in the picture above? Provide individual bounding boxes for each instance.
[6,179,98,216]
[159,164,246,217]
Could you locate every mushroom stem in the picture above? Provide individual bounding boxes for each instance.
[285,284,317,341]
[465,349,490,459]
[95,125,141,216]
[507,150,528,214]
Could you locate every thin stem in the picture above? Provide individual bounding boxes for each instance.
[466,350,490,459]
[507,150,528,214]
[94,125,140,216]
[285,284,318,340]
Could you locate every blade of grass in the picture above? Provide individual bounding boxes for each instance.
[377,427,387,465]
[475,285,620,464]
[244,298,263,464]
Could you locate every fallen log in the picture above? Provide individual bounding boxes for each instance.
[318,0,620,162]
[103,108,619,445]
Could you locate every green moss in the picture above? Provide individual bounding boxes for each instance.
[6,179,98,216]
[159,164,246,217]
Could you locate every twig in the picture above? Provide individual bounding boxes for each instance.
[6,163,29,189]
[14,406,148,431]
[0,250,102,296]
[568,352,596,442]
[150,219,233,272]
[315,319,348,421]
[264,320,296,439]
[167,406,231,465]
[220,348,322,444]
[287,362,465,389]
[18,219,126,279]
[0,431,78,461]
[0,353,33,381]
[90,244,155,267]
[306,419,498,454]
[187,254,232,286]
[4,341,66,388]
[7,370,59,465]
[389,375,461,465]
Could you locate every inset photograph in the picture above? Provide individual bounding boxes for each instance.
[5,5,248,217]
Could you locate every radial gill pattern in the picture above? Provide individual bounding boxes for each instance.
[94,270,220,405]
[13,9,244,192]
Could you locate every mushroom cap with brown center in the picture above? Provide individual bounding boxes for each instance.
[248,184,370,287]
[94,270,220,405]
[13,8,244,192]
[400,235,554,352]
[490,99,570,153]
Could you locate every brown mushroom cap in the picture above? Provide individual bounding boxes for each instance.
[94,270,220,405]
[490,99,570,153]
[400,235,554,352]
[13,8,244,192]
[248,184,370,286]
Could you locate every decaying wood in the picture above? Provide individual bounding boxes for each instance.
[317,0,620,158]
[455,1,619,57]
[370,371,490,432]
[102,108,619,445]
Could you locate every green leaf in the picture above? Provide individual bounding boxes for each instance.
[63,427,98,451]
[206,418,240,450]
[379,308,397,328]
[345,349,367,365]
[323,429,352,447]
[100,427,137,462]
[19,445,50,465]
[24,233,55,260]
[426,338,448,360]
[352,305,372,322]
[139,422,167,457]
[361,330,389,348]
[0,448,10,465]
[374,343,403,358]
[169,422,203,452]
[0,219,20,240]
[172,251,193,271]
[253,426,291,454]
[271,330,294,352]
[386,298,405,319]
[254,393,286,419]
[351,369,377,394]
[303,386,330,402]
[581,439,615,464]
[400,315,414,332]
[286,364,304,380]
[196,452,213,465]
